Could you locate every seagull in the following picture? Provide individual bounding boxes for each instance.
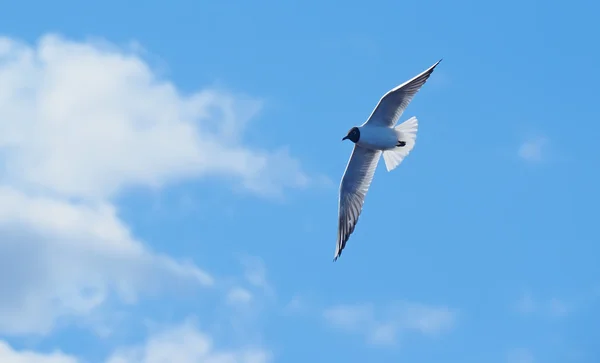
[334,59,442,261]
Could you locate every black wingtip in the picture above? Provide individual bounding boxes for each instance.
[333,252,341,262]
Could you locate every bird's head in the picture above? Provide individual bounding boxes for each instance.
[342,127,360,143]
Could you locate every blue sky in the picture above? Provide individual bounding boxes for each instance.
[0,0,598,362]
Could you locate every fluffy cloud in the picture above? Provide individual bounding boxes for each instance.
[0,34,310,200]
[323,301,457,346]
[0,186,212,335]
[106,320,270,363]
[0,34,311,336]
[0,320,271,363]
[0,341,77,363]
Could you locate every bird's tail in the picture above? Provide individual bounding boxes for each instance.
[382,116,418,172]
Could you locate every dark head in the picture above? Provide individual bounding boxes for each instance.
[342,127,360,143]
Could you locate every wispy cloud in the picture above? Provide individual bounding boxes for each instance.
[518,137,548,162]
[221,256,274,310]
[323,301,457,347]
[283,294,308,315]
[226,287,254,306]
[214,256,278,345]
[514,291,571,318]
[240,255,276,298]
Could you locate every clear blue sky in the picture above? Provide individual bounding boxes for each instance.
[0,0,598,362]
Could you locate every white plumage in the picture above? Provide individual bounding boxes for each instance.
[382,116,419,172]
[334,60,441,261]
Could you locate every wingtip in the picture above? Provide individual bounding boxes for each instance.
[333,251,341,262]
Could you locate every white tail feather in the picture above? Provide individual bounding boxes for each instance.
[382,116,418,172]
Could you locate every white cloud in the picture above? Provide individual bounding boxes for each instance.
[324,304,372,331]
[240,256,275,298]
[0,33,311,337]
[218,257,277,341]
[226,287,254,306]
[0,185,212,335]
[0,320,271,363]
[323,301,457,346]
[518,137,548,162]
[106,320,271,363]
[0,34,310,200]
[0,341,77,363]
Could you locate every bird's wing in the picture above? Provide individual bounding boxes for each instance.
[334,145,382,261]
[362,59,442,128]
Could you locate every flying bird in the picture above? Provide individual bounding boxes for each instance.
[334,59,442,261]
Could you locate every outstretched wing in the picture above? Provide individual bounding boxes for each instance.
[334,145,381,261]
[362,59,441,128]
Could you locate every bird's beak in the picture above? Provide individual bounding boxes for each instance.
[342,136,349,141]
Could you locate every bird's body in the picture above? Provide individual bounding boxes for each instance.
[334,59,442,261]
[354,125,407,151]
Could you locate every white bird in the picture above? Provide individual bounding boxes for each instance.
[334,59,442,261]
